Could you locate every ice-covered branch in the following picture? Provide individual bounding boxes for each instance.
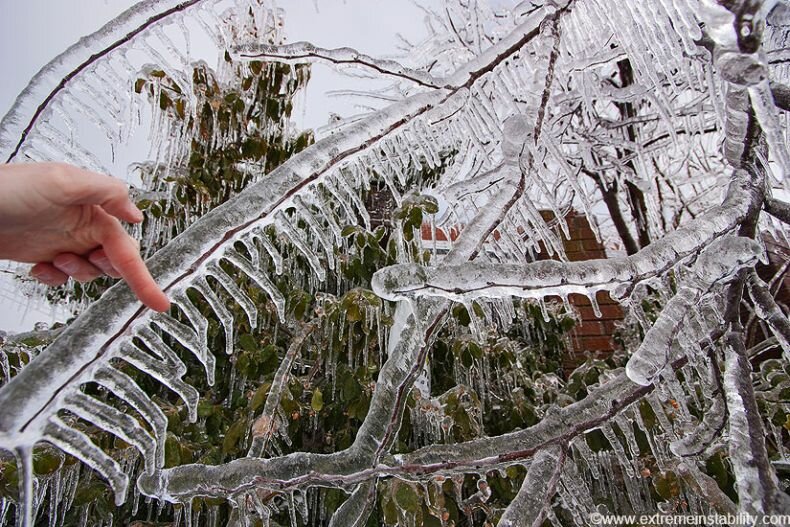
[144,355,672,500]
[372,171,761,303]
[722,331,790,515]
[765,196,790,225]
[626,236,762,386]
[747,270,790,357]
[248,323,316,458]
[497,445,566,527]
[232,42,443,88]
[326,481,376,527]
[440,163,507,202]
[0,0,205,162]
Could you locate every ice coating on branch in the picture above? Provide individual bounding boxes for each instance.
[372,173,756,303]
[0,0,204,159]
[498,446,563,526]
[722,333,788,515]
[747,271,790,359]
[627,235,762,389]
[231,42,443,88]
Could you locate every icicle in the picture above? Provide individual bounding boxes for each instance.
[320,179,356,225]
[93,366,167,468]
[274,211,327,281]
[62,391,157,473]
[152,313,216,386]
[573,438,600,479]
[119,335,199,422]
[14,446,34,527]
[224,249,287,321]
[193,276,235,356]
[749,79,790,180]
[293,200,336,270]
[171,293,209,349]
[207,261,259,330]
[600,424,635,477]
[302,193,344,244]
[43,417,128,505]
[251,228,284,275]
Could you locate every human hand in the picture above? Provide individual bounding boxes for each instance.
[0,162,170,312]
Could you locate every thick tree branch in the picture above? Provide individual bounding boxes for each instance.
[372,171,762,302]
[722,330,790,515]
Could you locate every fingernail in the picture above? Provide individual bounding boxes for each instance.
[31,269,54,281]
[58,261,77,274]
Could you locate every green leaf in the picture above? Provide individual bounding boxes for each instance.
[239,333,257,352]
[222,419,248,455]
[382,495,399,526]
[342,225,359,237]
[311,388,324,412]
[395,483,420,513]
[32,449,63,476]
[423,196,439,214]
[653,471,681,500]
[165,434,182,468]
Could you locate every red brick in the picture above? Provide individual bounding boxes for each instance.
[568,293,592,306]
[573,321,606,336]
[570,225,596,239]
[563,240,584,253]
[577,335,618,352]
[574,304,625,321]
[582,238,605,251]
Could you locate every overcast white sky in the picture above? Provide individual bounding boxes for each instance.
[0,0,436,332]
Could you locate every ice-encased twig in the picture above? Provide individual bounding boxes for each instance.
[764,197,790,225]
[326,481,377,527]
[626,236,762,386]
[497,445,566,527]
[231,42,443,89]
[248,323,316,458]
[747,270,790,358]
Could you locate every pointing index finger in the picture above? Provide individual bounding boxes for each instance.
[96,212,170,312]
